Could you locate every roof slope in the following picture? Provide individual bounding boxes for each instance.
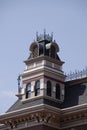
[7,77,87,113]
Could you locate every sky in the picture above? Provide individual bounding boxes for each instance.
[0,0,87,114]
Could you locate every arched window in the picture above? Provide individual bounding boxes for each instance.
[26,83,31,98]
[35,80,40,96]
[51,45,56,58]
[39,44,44,56]
[46,49,50,56]
[33,45,38,58]
[56,84,60,99]
[47,81,51,96]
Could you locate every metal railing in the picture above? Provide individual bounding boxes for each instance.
[65,67,87,81]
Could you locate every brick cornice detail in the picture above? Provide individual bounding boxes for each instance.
[0,105,61,130]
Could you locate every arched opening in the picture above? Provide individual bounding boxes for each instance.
[32,44,38,58]
[47,81,51,96]
[39,44,44,56]
[56,84,60,100]
[51,45,56,58]
[26,83,31,98]
[35,80,40,96]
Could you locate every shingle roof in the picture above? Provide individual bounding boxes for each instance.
[7,78,87,113]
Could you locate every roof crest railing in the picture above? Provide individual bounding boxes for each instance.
[36,29,53,42]
[65,67,87,81]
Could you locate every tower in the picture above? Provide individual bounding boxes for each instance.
[18,31,65,104]
[1,31,87,130]
[0,32,65,130]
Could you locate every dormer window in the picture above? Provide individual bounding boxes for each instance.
[47,81,52,96]
[26,83,31,98]
[35,80,40,96]
[56,84,60,100]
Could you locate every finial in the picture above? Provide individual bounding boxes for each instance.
[36,30,53,42]
[51,32,53,41]
[44,29,46,39]
[44,29,46,34]
[36,31,38,41]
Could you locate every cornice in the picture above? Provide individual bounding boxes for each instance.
[0,104,60,121]
[24,55,64,66]
[62,103,87,115]
[0,104,61,130]
[22,64,64,78]
[0,104,87,129]
[61,103,87,128]
[22,96,62,104]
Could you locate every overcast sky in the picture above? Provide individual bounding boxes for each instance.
[0,0,87,114]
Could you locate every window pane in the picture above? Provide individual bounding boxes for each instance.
[39,44,44,55]
[33,45,38,58]
[26,83,31,91]
[51,45,56,58]
[26,83,31,98]
[35,80,40,96]
[47,81,51,96]
[56,84,60,99]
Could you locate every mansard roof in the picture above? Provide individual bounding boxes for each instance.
[6,77,87,113]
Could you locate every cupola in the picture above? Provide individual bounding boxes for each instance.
[16,31,66,106]
[29,31,60,60]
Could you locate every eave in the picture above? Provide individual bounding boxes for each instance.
[0,104,87,129]
[24,55,64,66]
